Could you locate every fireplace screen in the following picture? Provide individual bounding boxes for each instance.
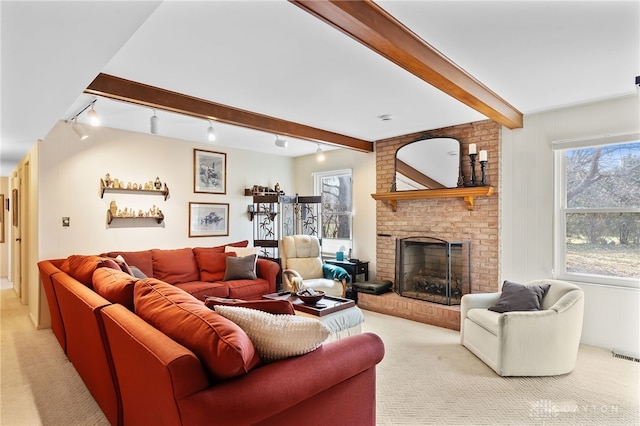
[395,236,471,305]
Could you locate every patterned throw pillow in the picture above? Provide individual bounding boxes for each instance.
[214,305,330,362]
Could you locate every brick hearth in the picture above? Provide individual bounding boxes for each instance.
[358,292,460,331]
[368,120,500,330]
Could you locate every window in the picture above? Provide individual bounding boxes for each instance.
[554,135,640,287]
[314,169,353,258]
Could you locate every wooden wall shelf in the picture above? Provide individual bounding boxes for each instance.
[371,186,495,211]
[107,210,164,225]
[100,179,169,201]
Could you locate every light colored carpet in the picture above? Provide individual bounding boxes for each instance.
[1,279,638,425]
[362,310,640,425]
[0,279,109,425]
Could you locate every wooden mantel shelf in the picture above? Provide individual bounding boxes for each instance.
[371,186,495,211]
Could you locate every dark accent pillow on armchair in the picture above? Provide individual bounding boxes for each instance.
[488,280,551,313]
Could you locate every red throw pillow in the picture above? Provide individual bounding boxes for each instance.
[204,297,295,315]
[134,278,260,380]
[225,240,249,248]
[92,267,137,310]
[193,249,236,282]
[63,255,121,286]
[194,241,250,255]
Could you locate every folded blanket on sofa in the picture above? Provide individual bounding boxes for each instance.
[322,263,351,283]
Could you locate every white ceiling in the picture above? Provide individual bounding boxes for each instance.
[2,1,639,176]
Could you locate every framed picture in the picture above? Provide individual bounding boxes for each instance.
[12,189,18,227]
[189,202,229,237]
[194,149,226,194]
[0,194,4,243]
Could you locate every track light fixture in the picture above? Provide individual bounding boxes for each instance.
[274,135,288,148]
[207,121,216,142]
[150,109,159,134]
[71,117,88,141]
[87,100,101,126]
[316,144,325,161]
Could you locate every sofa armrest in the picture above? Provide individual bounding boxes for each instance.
[178,332,385,425]
[461,292,501,319]
[256,258,280,294]
[460,292,501,343]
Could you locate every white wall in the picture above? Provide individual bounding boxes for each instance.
[293,148,377,279]
[501,94,640,355]
[38,121,295,259]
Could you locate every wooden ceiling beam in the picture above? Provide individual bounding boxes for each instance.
[85,73,373,152]
[290,0,523,129]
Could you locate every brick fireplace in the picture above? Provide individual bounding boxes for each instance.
[359,120,500,331]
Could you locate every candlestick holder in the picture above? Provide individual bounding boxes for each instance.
[466,153,477,186]
[480,160,488,186]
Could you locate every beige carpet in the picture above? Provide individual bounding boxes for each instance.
[1,279,638,425]
[362,310,640,425]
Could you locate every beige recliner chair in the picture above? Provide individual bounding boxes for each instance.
[460,279,584,376]
[280,235,349,297]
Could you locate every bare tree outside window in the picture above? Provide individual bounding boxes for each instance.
[562,142,640,279]
[315,170,353,256]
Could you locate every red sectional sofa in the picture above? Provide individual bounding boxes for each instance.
[37,244,385,426]
[103,241,279,301]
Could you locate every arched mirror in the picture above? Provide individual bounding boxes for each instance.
[394,137,461,191]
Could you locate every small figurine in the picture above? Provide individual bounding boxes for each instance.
[127,182,132,189]
[109,200,118,216]
[113,178,120,189]
[274,182,281,193]
[104,173,113,188]
[154,177,162,190]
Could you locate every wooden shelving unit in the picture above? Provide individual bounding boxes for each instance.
[100,178,170,201]
[106,210,164,225]
[371,186,495,211]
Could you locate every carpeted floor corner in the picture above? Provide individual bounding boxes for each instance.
[362,310,640,425]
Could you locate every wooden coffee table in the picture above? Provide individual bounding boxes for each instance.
[262,291,355,317]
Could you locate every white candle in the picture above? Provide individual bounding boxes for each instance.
[479,150,487,162]
[469,143,477,155]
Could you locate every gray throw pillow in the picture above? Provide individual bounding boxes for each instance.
[488,280,551,313]
[223,254,257,281]
[129,265,148,279]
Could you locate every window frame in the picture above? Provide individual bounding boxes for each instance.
[313,169,353,258]
[552,133,640,289]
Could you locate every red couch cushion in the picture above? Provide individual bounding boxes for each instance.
[193,249,236,282]
[174,281,229,300]
[134,278,260,380]
[92,267,138,310]
[152,248,199,284]
[105,250,154,278]
[226,278,271,300]
[61,255,121,287]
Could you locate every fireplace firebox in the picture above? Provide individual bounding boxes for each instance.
[395,236,471,305]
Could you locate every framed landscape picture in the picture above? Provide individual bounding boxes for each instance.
[194,149,226,194]
[189,202,229,237]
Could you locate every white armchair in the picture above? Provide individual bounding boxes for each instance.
[460,279,584,376]
[280,235,349,297]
